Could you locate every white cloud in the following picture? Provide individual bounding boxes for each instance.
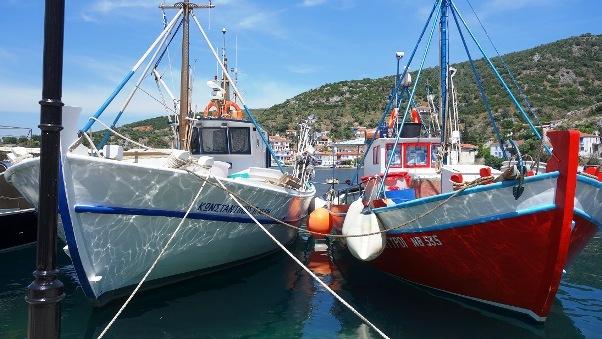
[301,0,327,7]
[286,64,317,75]
[473,0,561,20]
[243,80,308,108]
[89,0,157,14]
[0,48,16,61]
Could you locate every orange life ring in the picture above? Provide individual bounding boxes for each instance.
[387,108,398,128]
[203,100,243,120]
[411,108,421,123]
[203,101,218,118]
[223,100,243,120]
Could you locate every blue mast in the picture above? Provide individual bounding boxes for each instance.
[439,0,449,162]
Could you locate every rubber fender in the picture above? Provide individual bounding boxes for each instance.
[342,199,386,261]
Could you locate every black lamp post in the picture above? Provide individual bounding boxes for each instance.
[27,0,66,337]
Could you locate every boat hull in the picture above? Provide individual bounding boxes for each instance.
[333,131,585,322]
[6,154,314,302]
[372,209,563,321]
[569,174,601,263]
[0,208,37,252]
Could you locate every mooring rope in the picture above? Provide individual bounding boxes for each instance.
[97,177,209,339]
[210,175,391,339]
[185,169,493,238]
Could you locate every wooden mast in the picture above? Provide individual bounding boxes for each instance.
[178,0,190,150]
[160,1,215,150]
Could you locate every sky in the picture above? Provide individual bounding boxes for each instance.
[0,0,600,135]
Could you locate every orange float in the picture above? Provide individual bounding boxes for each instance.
[307,207,332,238]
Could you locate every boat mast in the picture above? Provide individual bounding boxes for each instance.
[439,0,449,164]
[160,1,215,150]
[221,28,230,102]
[178,0,191,150]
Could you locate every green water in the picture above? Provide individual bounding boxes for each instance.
[1,168,600,338]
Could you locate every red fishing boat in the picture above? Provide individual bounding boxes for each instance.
[322,0,600,322]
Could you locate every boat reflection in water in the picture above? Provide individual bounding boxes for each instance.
[1,233,599,338]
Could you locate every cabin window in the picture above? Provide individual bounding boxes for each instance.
[190,127,201,154]
[229,127,251,154]
[430,144,440,168]
[404,144,428,167]
[201,127,228,154]
[385,144,402,166]
[372,145,380,164]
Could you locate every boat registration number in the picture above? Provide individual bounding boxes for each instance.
[387,235,443,249]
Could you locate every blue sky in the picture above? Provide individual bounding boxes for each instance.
[0,0,600,135]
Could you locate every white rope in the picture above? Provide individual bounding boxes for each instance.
[82,131,101,157]
[191,13,249,109]
[88,117,152,150]
[210,175,390,339]
[97,176,209,339]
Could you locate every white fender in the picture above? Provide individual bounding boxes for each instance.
[342,199,386,261]
[309,196,327,213]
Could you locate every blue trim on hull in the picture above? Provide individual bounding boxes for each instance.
[577,174,602,189]
[58,161,96,299]
[574,208,602,229]
[375,171,559,212]
[383,204,557,235]
[73,204,301,225]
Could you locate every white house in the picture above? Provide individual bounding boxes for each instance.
[269,135,293,164]
[579,132,600,157]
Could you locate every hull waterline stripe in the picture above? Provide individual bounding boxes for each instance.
[58,161,96,299]
[574,208,602,228]
[375,171,559,212]
[384,272,546,322]
[383,204,556,234]
[577,174,602,189]
[73,204,301,225]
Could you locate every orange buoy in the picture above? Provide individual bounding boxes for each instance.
[450,173,463,184]
[479,167,492,178]
[307,207,332,238]
[387,108,398,128]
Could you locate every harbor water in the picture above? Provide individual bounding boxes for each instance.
[1,168,600,338]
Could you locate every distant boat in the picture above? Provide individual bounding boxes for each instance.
[0,157,36,252]
[6,3,315,304]
[327,0,600,323]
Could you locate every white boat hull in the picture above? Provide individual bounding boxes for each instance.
[6,154,314,303]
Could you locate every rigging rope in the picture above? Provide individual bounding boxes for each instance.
[464,0,542,127]
[450,7,506,159]
[185,169,492,238]
[97,177,209,339]
[449,1,551,155]
[380,1,442,196]
[354,0,443,184]
[209,175,390,339]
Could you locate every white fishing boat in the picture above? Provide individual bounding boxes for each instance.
[5,2,315,304]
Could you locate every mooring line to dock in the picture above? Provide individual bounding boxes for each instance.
[186,169,492,239]
[96,178,209,339]
[210,175,391,339]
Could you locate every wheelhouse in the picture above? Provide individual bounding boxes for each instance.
[188,118,269,173]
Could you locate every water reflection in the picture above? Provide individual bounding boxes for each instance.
[0,168,600,338]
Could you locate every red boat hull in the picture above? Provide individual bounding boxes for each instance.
[568,215,599,264]
[371,209,569,321]
[345,130,581,321]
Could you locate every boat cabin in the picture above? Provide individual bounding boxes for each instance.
[189,118,269,174]
[364,137,441,179]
